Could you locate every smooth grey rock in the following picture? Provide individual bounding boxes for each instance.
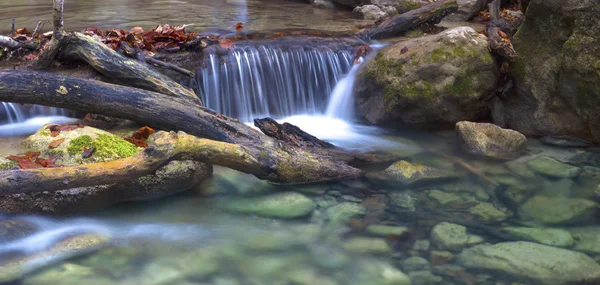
[457,242,600,285]
[431,222,484,252]
[402,256,430,272]
[518,195,597,225]
[456,121,527,160]
[526,156,582,178]
[222,192,316,218]
[569,227,600,255]
[502,227,575,247]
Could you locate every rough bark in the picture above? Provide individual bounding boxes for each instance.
[0,131,363,195]
[30,0,65,69]
[356,0,458,40]
[485,0,518,61]
[60,33,200,101]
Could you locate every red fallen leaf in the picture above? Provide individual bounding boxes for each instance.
[24,54,37,61]
[47,123,85,137]
[130,26,144,34]
[7,151,41,162]
[124,137,148,148]
[16,28,29,35]
[18,159,43,169]
[400,46,408,54]
[35,157,61,168]
[82,147,95,158]
[48,138,65,149]
[235,22,244,33]
[132,126,156,140]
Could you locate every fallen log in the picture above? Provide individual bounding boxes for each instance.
[485,0,518,61]
[357,0,458,40]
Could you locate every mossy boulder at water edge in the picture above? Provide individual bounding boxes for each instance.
[494,0,600,143]
[355,27,497,128]
[24,124,139,165]
[456,121,528,160]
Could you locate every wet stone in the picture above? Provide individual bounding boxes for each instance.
[366,225,410,237]
[325,202,367,223]
[408,270,443,285]
[518,195,597,225]
[343,237,392,254]
[402,256,430,272]
[222,192,316,219]
[569,226,600,255]
[526,156,582,178]
[430,251,454,265]
[431,222,484,252]
[466,202,507,222]
[502,227,575,247]
[368,160,458,186]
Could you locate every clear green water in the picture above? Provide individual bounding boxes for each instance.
[1,129,599,285]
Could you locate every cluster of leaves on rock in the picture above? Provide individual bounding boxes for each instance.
[6,152,61,169]
[123,126,156,147]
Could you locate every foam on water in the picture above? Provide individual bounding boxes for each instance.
[0,116,78,137]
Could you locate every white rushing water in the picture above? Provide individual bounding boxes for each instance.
[0,116,78,137]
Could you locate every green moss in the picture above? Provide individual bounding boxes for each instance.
[405,30,425,38]
[66,134,139,159]
[67,135,94,155]
[94,134,139,158]
[400,1,424,11]
[0,161,18,170]
[426,48,452,63]
[39,128,51,136]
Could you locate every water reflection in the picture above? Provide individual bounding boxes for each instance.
[0,0,367,34]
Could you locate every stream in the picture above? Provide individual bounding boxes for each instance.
[1,1,600,285]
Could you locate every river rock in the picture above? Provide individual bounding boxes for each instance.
[402,256,430,272]
[222,192,316,219]
[366,224,410,236]
[541,136,593,148]
[325,202,367,223]
[353,5,386,20]
[456,121,527,160]
[0,219,38,242]
[343,237,392,254]
[526,156,582,178]
[518,195,597,225]
[569,227,600,255]
[355,26,497,128]
[0,160,212,214]
[0,233,109,283]
[312,0,336,9]
[427,189,463,205]
[23,263,114,285]
[457,242,600,284]
[368,160,457,186]
[430,222,484,252]
[502,227,574,247]
[493,0,600,144]
[353,261,412,285]
[408,270,443,285]
[466,202,507,222]
[445,0,490,21]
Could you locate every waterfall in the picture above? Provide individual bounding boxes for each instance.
[0,103,72,136]
[325,61,361,120]
[197,45,354,122]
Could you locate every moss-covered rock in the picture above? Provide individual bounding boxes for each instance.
[518,195,597,226]
[495,0,600,143]
[502,227,574,248]
[368,160,458,186]
[24,125,139,165]
[355,27,497,128]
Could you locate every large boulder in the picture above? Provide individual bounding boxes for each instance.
[355,27,498,128]
[494,0,600,143]
[457,242,600,284]
[456,121,527,160]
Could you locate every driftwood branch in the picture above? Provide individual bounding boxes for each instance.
[357,0,458,40]
[30,0,65,69]
[33,21,45,37]
[10,18,15,38]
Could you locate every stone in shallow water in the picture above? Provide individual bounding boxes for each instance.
[351,261,412,285]
[431,222,484,252]
[23,263,114,285]
[457,242,600,285]
[222,192,316,219]
[526,156,582,178]
[325,202,366,223]
[541,136,592,147]
[368,160,458,186]
[427,189,463,205]
[0,219,38,243]
[456,121,528,160]
[569,227,600,255]
[408,270,443,285]
[466,202,507,222]
[518,195,597,225]
[401,256,430,272]
[502,227,574,247]
[343,237,392,254]
[366,225,410,237]
[0,233,109,283]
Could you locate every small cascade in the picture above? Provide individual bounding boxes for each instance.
[197,45,354,122]
[325,61,361,120]
[0,103,72,136]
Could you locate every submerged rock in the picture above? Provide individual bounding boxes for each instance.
[0,233,110,283]
[526,156,582,178]
[326,202,367,223]
[402,256,430,272]
[495,0,600,143]
[541,136,593,148]
[366,224,410,236]
[355,27,497,128]
[466,202,507,222]
[0,219,38,243]
[456,121,527,160]
[518,195,597,225]
[502,227,575,248]
[430,222,484,252]
[569,227,600,255]
[23,263,114,285]
[457,242,600,285]
[343,237,392,254]
[408,270,443,285]
[368,160,457,186]
[222,192,316,219]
